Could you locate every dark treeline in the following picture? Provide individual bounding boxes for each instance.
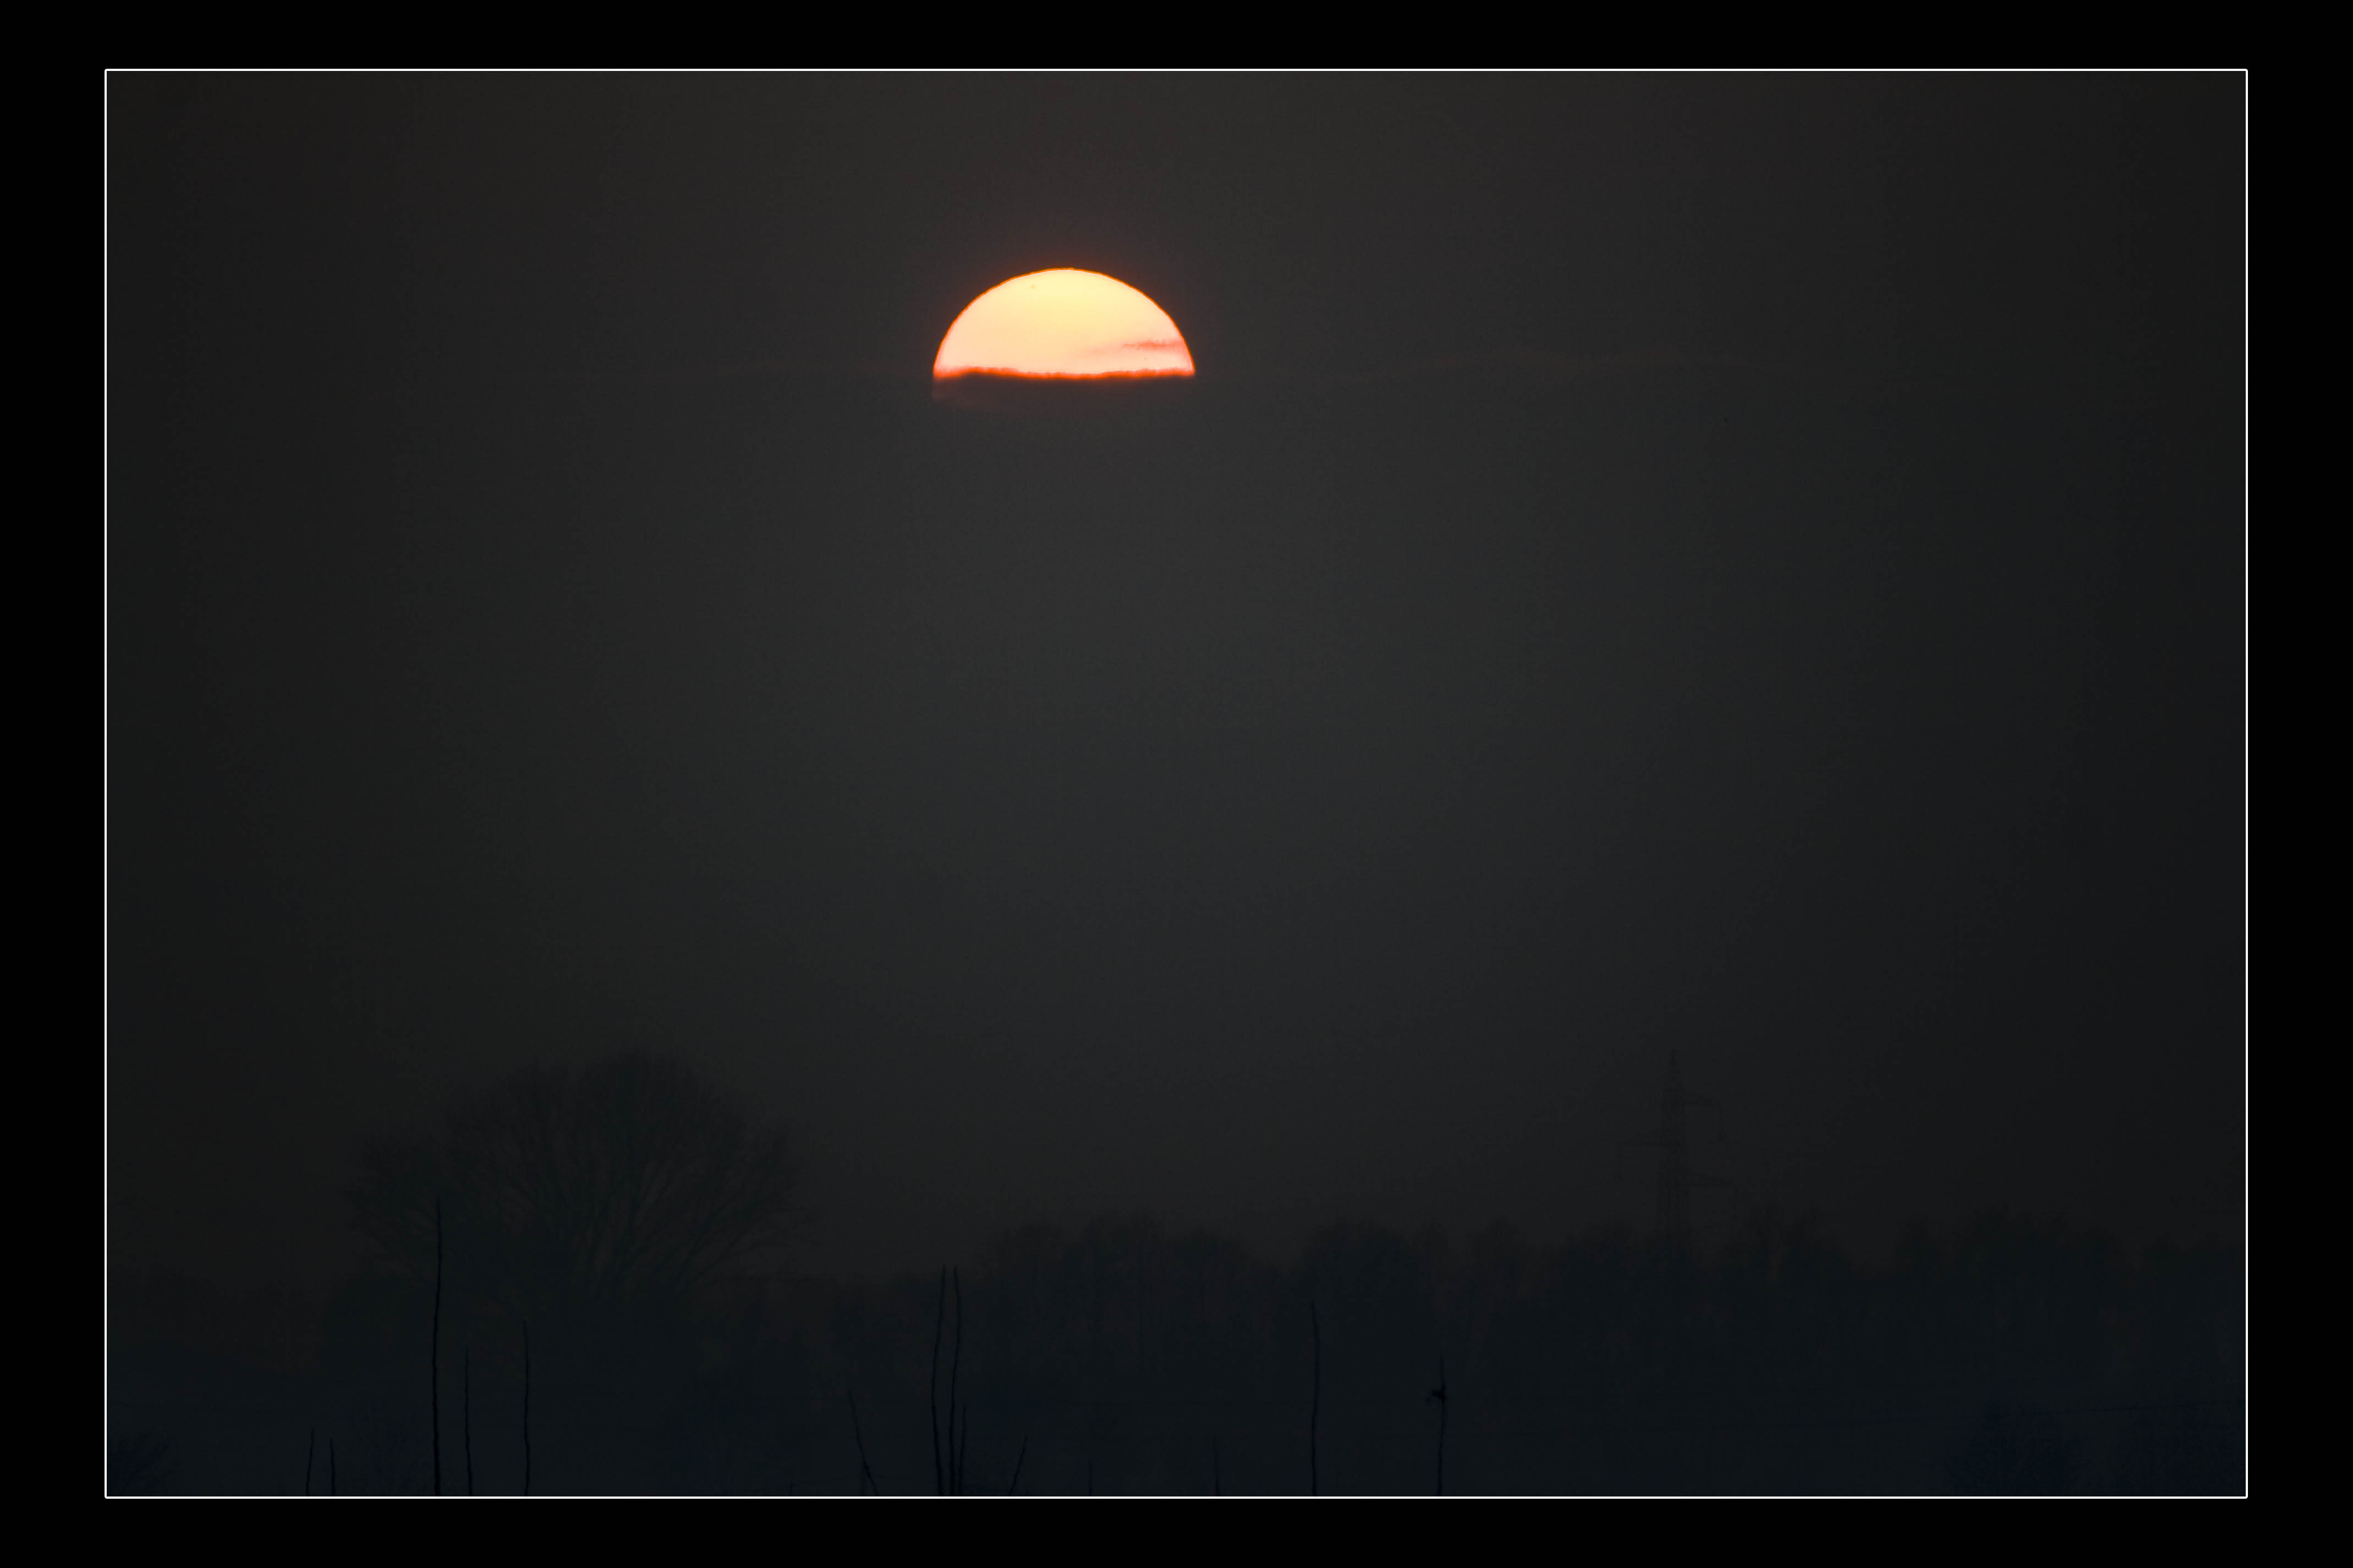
[108,1055,2241,1494]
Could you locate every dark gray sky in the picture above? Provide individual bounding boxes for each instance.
[109,74,2242,1286]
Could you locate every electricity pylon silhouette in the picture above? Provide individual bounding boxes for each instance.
[1626,1054,1726,1255]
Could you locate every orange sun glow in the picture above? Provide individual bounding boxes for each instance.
[933,269,1195,384]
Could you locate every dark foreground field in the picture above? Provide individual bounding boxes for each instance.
[111,1207,2240,1496]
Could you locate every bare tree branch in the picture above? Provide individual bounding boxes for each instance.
[345,1052,799,1330]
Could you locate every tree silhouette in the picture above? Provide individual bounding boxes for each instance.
[344,1050,799,1329]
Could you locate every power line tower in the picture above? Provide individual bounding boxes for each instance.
[1628,1054,1725,1254]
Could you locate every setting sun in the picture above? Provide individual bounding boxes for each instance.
[933,269,1195,384]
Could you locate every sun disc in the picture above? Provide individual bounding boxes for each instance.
[933,269,1195,383]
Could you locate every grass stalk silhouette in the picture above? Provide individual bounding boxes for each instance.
[1429,1354,1447,1497]
[848,1389,878,1493]
[1309,1295,1321,1497]
[929,1267,948,1494]
[948,1268,966,1494]
[431,1196,443,1496]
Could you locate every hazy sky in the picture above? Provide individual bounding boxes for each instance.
[108,74,2243,1286]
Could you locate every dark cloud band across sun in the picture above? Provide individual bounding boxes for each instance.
[934,270,1195,381]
